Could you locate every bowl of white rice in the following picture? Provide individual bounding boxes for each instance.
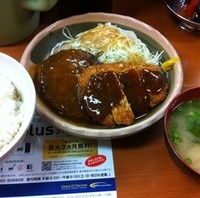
[0,53,35,163]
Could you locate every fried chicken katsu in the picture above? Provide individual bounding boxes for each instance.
[78,62,168,126]
[78,70,135,126]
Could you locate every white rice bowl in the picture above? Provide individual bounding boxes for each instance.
[0,53,35,163]
[0,74,24,150]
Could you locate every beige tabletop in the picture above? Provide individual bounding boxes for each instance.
[1,0,200,197]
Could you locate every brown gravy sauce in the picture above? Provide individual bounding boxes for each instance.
[82,68,167,122]
[81,71,125,124]
[34,49,101,127]
[118,69,166,117]
[33,49,167,127]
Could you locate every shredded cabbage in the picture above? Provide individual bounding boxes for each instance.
[51,22,162,66]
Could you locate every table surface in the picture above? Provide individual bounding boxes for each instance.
[1,0,200,197]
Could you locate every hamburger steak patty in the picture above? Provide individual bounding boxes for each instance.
[35,49,99,119]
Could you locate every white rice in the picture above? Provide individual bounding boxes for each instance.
[0,74,24,151]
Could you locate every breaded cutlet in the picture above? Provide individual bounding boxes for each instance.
[77,62,168,126]
[79,70,135,126]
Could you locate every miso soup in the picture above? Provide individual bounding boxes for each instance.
[167,99,200,172]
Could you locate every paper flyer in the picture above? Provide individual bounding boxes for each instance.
[0,114,117,198]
